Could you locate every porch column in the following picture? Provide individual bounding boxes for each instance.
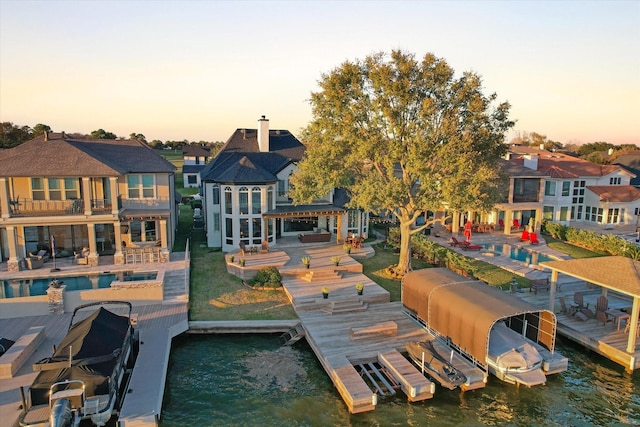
[5,226,20,272]
[159,219,168,250]
[82,177,92,215]
[626,297,639,356]
[504,210,513,235]
[337,215,342,244]
[0,178,10,219]
[109,177,119,215]
[114,222,124,265]
[86,223,99,266]
[452,211,461,234]
[549,270,558,313]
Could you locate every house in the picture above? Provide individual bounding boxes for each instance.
[182,145,211,188]
[0,132,177,271]
[614,150,640,188]
[509,148,640,229]
[199,116,369,252]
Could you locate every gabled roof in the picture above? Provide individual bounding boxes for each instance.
[586,185,640,203]
[182,145,211,158]
[200,128,306,184]
[501,158,548,178]
[182,164,207,174]
[510,151,626,179]
[614,151,640,186]
[0,133,175,176]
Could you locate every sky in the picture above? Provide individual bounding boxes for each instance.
[0,1,638,145]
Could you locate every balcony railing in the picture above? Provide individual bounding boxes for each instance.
[8,198,112,217]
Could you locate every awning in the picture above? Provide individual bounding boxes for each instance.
[402,268,556,369]
[262,204,346,218]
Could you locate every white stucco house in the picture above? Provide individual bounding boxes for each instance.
[199,117,369,252]
[182,145,211,188]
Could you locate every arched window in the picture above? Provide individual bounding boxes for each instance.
[252,187,261,214]
[239,187,249,215]
[224,187,232,214]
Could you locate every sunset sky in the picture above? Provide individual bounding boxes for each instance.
[1,1,638,145]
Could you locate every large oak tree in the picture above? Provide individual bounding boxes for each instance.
[290,51,514,275]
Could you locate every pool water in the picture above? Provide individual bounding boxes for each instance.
[479,243,557,265]
[1,271,157,298]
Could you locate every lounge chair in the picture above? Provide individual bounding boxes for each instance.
[520,230,530,242]
[529,233,540,245]
[596,310,613,327]
[559,297,577,316]
[595,295,608,313]
[448,237,464,247]
[460,241,482,251]
[25,257,43,270]
[513,219,521,230]
[29,249,50,263]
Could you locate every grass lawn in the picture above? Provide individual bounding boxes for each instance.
[544,236,604,258]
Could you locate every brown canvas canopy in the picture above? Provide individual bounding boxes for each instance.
[403,268,557,368]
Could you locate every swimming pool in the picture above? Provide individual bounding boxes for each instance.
[1,271,158,298]
[479,243,557,265]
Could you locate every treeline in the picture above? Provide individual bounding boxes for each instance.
[0,122,223,153]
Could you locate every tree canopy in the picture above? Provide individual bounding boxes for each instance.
[0,122,51,148]
[290,50,514,274]
[90,128,117,139]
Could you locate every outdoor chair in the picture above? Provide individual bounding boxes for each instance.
[25,256,43,270]
[559,297,577,316]
[574,292,588,310]
[529,233,540,245]
[448,236,464,247]
[595,295,608,314]
[460,241,482,251]
[596,310,613,327]
[239,242,247,256]
[520,230,530,242]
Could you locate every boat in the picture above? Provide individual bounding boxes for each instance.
[406,340,467,390]
[487,322,546,387]
[19,301,138,427]
[402,268,568,387]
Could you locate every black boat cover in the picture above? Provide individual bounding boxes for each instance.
[29,307,130,406]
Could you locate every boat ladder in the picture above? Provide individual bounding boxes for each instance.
[280,324,305,346]
[356,362,400,396]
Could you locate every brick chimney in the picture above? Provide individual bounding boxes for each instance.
[258,115,269,152]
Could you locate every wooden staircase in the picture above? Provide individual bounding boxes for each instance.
[321,298,368,315]
[299,269,344,282]
[280,324,306,346]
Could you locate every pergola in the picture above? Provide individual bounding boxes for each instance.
[540,256,640,354]
[262,205,347,243]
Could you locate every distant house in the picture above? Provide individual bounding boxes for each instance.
[614,150,640,188]
[199,117,369,252]
[182,145,211,188]
[0,132,177,271]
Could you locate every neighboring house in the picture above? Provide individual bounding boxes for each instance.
[0,132,177,271]
[200,116,369,252]
[509,149,640,229]
[182,145,211,188]
[614,150,640,188]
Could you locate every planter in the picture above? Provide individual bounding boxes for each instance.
[305,264,310,269]
[322,292,328,299]
[357,290,363,296]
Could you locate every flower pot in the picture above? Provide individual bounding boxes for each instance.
[357,290,363,295]
[305,264,310,269]
[322,292,328,299]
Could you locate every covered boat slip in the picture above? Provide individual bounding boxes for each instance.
[402,268,567,378]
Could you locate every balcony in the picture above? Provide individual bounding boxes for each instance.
[8,198,112,217]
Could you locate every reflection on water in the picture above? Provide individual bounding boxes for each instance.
[160,335,640,427]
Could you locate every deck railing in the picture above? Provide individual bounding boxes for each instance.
[9,198,112,217]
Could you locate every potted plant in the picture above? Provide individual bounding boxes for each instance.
[356,283,364,295]
[301,256,311,268]
[229,255,235,263]
[240,258,246,267]
[322,286,329,299]
[343,243,351,254]
[331,256,341,266]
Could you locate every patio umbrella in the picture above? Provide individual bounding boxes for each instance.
[464,221,472,241]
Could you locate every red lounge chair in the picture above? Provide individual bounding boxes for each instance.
[521,230,530,242]
[449,236,463,247]
[530,233,540,245]
[513,219,521,230]
[461,241,482,251]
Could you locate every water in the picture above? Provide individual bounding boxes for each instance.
[161,334,640,427]
[479,243,557,265]
[0,271,158,298]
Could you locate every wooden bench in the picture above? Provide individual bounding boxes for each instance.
[350,321,397,341]
[0,326,46,379]
[529,278,550,294]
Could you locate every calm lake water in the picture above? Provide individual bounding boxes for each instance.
[160,334,639,427]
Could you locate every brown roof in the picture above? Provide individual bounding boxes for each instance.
[402,268,556,367]
[0,133,175,176]
[540,256,640,298]
[511,151,626,179]
[182,145,211,157]
[587,185,640,202]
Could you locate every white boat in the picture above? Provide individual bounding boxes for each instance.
[406,340,467,390]
[19,301,138,427]
[487,322,547,387]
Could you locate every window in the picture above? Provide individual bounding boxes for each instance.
[347,210,359,234]
[31,178,45,200]
[213,213,220,231]
[512,178,540,203]
[225,217,233,245]
[559,207,569,221]
[607,208,620,224]
[543,206,554,221]
[187,175,197,184]
[561,182,570,197]
[64,178,78,200]
[609,177,621,185]
[224,187,232,214]
[278,180,287,197]
[239,187,249,215]
[544,181,555,197]
[267,186,274,210]
[252,187,261,214]
[31,177,79,201]
[127,174,155,199]
[212,185,220,205]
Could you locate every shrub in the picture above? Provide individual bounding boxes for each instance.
[249,266,282,288]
